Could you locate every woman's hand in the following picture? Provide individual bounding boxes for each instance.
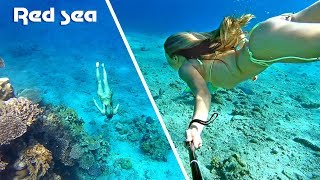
[186,123,205,148]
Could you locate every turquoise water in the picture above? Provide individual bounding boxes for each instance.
[111,0,320,179]
[0,0,184,179]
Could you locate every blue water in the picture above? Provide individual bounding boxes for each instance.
[110,0,320,179]
[0,0,184,179]
[112,0,315,33]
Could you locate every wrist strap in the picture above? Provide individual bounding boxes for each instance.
[188,112,219,128]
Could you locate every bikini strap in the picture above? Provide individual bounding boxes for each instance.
[248,48,320,67]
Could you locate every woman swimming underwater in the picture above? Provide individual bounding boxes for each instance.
[164,1,320,148]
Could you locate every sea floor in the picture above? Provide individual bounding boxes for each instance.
[126,31,320,179]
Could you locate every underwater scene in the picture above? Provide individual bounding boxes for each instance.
[0,0,184,179]
[111,0,320,179]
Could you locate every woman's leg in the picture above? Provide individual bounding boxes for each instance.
[96,62,103,97]
[101,63,111,95]
[292,1,320,23]
[249,20,320,62]
[249,3,320,63]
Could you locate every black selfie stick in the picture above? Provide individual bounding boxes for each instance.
[187,112,219,180]
[187,142,203,180]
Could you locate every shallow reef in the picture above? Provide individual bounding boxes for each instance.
[0,77,14,101]
[0,97,42,146]
[115,115,170,161]
[14,143,53,179]
[210,153,250,179]
[114,158,133,170]
[0,57,4,67]
[0,94,111,179]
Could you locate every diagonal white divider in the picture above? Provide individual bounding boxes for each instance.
[104,0,189,179]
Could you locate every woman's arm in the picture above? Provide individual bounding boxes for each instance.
[179,61,211,148]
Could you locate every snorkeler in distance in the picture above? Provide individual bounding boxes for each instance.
[164,1,320,149]
[93,62,119,119]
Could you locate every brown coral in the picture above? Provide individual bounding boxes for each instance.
[0,160,8,172]
[0,77,14,101]
[0,57,4,68]
[14,143,53,180]
[0,153,8,172]
[0,97,43,145]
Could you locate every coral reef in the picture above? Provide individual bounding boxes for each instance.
[115,115,170,161]
[114,158,132,170]
[32,105,110,175]
[0,103,110,179]
[210,154,250,179]
[0,80,110,178]
[0,57,4,68]
[0,63,111,179]
[0,97,42,145]
[78,153,95,170]
[14,143,53,179]
[69,144,84,160]
[0,78,14,101]
[0,154,8,172]
[18,88,43,104]
[221,154,250,179]
[87,164,104,177]
[140,133,169,161]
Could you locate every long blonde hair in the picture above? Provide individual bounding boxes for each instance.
[164,14,254,60]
